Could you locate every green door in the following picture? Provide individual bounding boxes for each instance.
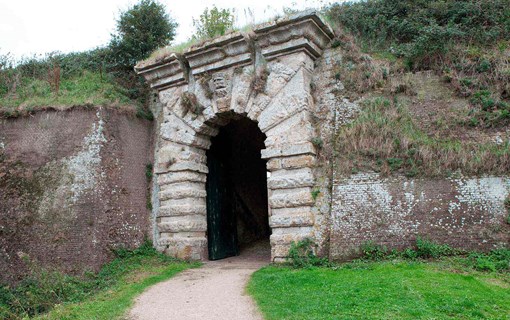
[206,149,239,260]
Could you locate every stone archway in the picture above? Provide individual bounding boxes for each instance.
[136,12,333,261]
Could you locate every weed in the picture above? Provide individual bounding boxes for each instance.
[287,238,329,268]
[360,241,388,261]
[145,163,153,182]
[136,106,154,121]
[415,237,457,259]
[311,137,323,149]
[311,188,320,201]
[198,73,214,99]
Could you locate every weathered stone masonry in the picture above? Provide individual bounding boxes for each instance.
[136,12,334,261]
[137,11,510,262]
[0,14,508,280]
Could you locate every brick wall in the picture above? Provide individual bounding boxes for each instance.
[0,107,153,284]
[330,172,510,260]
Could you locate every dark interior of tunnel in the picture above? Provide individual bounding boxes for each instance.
[205,117,270,260]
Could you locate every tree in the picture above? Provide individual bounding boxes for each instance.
[192,6,235,40]
[110,0,178,68]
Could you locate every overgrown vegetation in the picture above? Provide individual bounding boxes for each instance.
[0,0,177,115]
[326,0,510,127]
[0,240,197,320]
[335,97,510,177]
[360,238,510,273]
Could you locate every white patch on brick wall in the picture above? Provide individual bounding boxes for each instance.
[65,110,107,203]
[453,177,510,223]
[331,172,510,259]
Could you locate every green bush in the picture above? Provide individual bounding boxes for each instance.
[287,238,329,268]
[360,241,388,260]
[468,249,510,272]
[192,6,235,40]
[415,237,456,259]
[326,0,510,127]
[327,0,510,63]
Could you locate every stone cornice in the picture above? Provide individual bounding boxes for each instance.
[253,11,334,60]
[135,11,333,91]
[134,53,188,91]
[184,32,253,76]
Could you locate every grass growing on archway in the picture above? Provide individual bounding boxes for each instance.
[248,261,510,319]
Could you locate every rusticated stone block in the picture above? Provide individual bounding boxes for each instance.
[282,155,316,169]
[157,171,207,185]
[268,168,315,189]
[159,236,208,260]
[159,182,206,200]
[269,187,314,208]
[157,215,207,233]
[158,204,207,217]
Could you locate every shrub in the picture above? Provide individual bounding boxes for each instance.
[327,0,510,64]
[287,238,329,268]
[468,249,510,272]
[360,241,388,261]
[192,6,235,40]
[415,237,456,259]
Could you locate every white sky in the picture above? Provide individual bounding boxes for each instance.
[0,0,334,60]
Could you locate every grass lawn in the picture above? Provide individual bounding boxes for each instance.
[1,242,199,320]
[248,261,510,320]
[34,259,197,320]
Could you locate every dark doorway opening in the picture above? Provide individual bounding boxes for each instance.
[206,117,270,260]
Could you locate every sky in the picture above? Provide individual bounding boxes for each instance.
[0,0,333,60]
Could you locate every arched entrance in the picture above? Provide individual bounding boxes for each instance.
[135,12,334,262]
[206,117,270,260]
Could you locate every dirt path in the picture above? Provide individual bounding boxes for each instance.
[128,242,270,320]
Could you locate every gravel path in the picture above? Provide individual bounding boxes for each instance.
[128,242,270,320]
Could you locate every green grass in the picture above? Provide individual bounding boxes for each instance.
[0,71,132,110]
[248,261,510,320]
[336,97,510,177]
[0,242,199,320]
[35,259,196,320]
